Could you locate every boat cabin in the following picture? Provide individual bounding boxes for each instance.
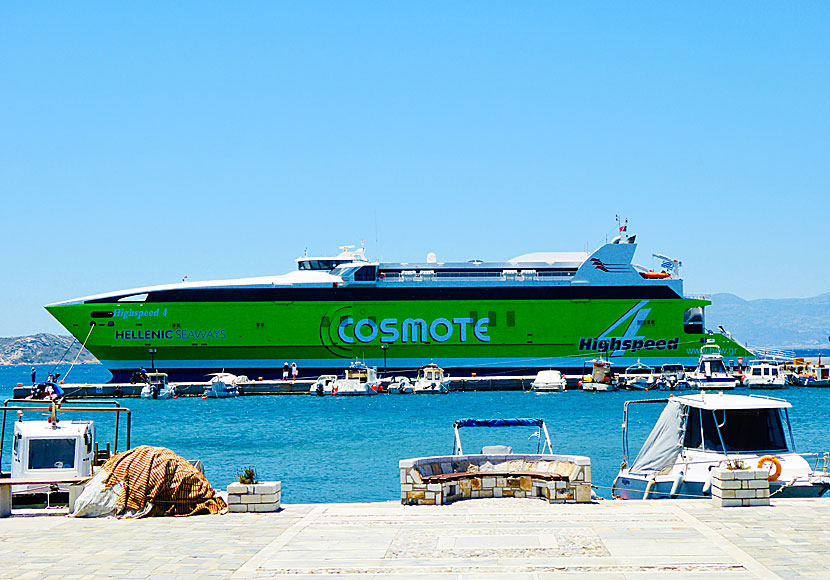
[11,420,96,482]
[146,372,168,388]
[417,364,445,383]
[583,358,613,383]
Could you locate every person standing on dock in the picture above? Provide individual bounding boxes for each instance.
[283,362,289,381]
[291,362,298,382]
[31,367,36,385]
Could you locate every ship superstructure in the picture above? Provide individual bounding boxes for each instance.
[46,233,751,381]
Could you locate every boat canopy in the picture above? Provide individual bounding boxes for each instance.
[674,393,791,411]
[629,400,685,473]
[454,418,545,428]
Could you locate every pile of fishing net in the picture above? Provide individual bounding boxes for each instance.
[70,445,227,518]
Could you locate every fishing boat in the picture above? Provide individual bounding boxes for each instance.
[619,360,658,390]
[743,360,786,389]
[411,363,450,394]
[685,340,737,390]
[202,373,241,398]
[580,358,616,391]
[309,374,337,396]
[612,393,830,499]
[44,224,752,382]
[2,398,130,499]
[139,373,177,399]
[331,361,381,396]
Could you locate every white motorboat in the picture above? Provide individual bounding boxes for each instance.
[658,363,687,390]
[686,340,737,390]
[612,393,830,499]
[139,373,177,399]
[332,361,381,396]
[412,364,450,394]
[203,373,241,398]
[388,376,413,394]
[309,374,337,396]
[619,360,658,391]
[531,370,566,392]
[743,360,786,389]
[580,358,616,391]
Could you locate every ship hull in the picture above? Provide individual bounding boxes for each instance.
[46,291,752,382]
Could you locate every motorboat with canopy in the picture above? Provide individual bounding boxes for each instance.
[686,340,736,390]
[612,393,830,499]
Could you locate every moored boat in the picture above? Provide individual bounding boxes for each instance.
[580,358,616,391]
[203,372,241,398]
[139,373,177,399]
[619,359,658,390]
[309,374,337,396]
[686,340,737,390]
[612,393,830,499]
[658,363,687,390]
[743,360,786,389]
[332,361,381,396]
[412,363,450,394]
[531,370,566,392]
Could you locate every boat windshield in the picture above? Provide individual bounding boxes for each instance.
[28,438,77,469]
[629,367,652,375]
[662,364,683,372]
[683,407,789,453]
[701,360,726,374]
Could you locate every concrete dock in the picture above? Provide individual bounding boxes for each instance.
[1,498,828,578]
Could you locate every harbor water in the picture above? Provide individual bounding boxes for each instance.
[3,364,830,503]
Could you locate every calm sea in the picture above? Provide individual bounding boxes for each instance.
[3,364,830,503]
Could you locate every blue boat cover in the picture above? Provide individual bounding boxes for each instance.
[454,418,544,428]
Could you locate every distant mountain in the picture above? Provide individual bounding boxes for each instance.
[707,292,830,349]
[0,334,98,366]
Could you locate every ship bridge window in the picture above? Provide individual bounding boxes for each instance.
[91,311,114,319]
[683,307,704,334]
[353,265,377,282]
[683,408,788,453]
[28,438,76,469]
[298,260,346,271]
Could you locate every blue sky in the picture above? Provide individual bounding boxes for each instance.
[1,2,828,336]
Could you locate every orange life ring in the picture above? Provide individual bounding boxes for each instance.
[757,455,782,482]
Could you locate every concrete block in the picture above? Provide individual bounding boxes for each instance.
[755,488,770,499]
[401,483,412,492]
[427,483,441,492]
[735,489,755,499]
[228,494,244,505]
[712,497,742,508]
[253,482,280,495]
[719,489,737,499]
[748,479,770,489]
[493,488,502,498]
[719,480,742,490]
[228,504,248,513]
[575,483,591,503]
[735,470,762,480]
[251,502,279,513]
[712,468,735,481]
[482,477,495,488]
[260,493,278,503]
[243,494,262,504]
[748,498,770,506]
[227,483,249,494]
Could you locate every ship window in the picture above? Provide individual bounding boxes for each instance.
[683,307,704,334]
[752,368,762,376]
[488,311,497,327]
[28,438,76,469]
[354,266,377,282]
[91,311,114,319]
[507,311,515,327]
[684,408,788,452]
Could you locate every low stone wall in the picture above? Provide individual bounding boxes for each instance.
[711,468,770,507]
[227,481,281,513]
[399,454,591,505]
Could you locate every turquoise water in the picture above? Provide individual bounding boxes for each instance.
[3,364,830,503]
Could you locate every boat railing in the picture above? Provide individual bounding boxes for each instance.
[0,399,131,475]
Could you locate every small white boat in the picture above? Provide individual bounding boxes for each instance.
[332,361,381,396]
[658,363,687,390]
[686,340,737,390]
[412,364,450,394]
[619,360,658,390]
[743,360,786,389]
[388,376,413,394]
[531,370,566,392]
[309,375,337,396]
[612,393,830,499]
[580,358,616,392]
[139,373,177,399]
[203,373,241,398]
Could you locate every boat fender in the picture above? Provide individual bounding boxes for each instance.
[670,472,685,498]
[701,469,713,494]
[758,455,782,482]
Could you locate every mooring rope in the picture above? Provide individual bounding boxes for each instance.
[61,323,95,383]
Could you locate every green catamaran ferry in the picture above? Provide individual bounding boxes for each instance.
[46,230,751,382]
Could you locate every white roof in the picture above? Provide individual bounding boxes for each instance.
[673,393,791,410]
[16,421,91,437]
[508,251,588,265]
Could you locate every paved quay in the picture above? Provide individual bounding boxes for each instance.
[1,498,829,579]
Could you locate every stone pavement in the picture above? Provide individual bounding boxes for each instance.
[0,498,828,579]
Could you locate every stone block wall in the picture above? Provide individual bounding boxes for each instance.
[227,481,281,512]
[711,468,770,507]
[399,454,592,506]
